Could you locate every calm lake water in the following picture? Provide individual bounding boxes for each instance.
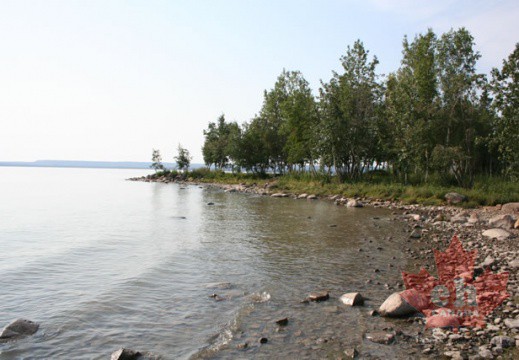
[0,167,419,359]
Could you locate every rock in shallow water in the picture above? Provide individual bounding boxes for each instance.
[0,319,39,340]
[275,318,289,326]
[339,292,364,306]
[343,347,359,358]
[378,290,423,317]
[365,331,395,345]
[111,348,142,360]
[346,199,363,208]
[307,291,329,302]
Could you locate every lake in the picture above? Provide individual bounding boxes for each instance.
[0,167,419,359]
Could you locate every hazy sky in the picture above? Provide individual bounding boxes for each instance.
[1,0,517,163]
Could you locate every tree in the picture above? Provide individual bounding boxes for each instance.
[434,28,486,187]
[150,149,164,172]
[202,114,239,170]
[231,118,269,174]
[319,40,383,180]
[175,144,191,172]
[278,70,320,171]
[385,29,438,182]
[489,43,519,179]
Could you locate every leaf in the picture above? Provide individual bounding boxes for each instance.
[402,235,509,328]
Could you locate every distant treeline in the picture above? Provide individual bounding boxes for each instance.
[201,28,518,188]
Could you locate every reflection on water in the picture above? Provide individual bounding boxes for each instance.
[0,167,417,359]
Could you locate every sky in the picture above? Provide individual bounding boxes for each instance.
[0,0,517,163]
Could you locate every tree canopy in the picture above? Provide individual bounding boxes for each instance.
[199,28,517,187]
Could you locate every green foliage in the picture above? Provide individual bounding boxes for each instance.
[489,43,519,180]
[174,144,191,172]
[150,149,164,172]
[319,40,383,181]
[152,27,518,196]
[185,170,517,207]
[202,115,241,170]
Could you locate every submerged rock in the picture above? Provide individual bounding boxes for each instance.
[343,347,359,358]
[365,331,395,345]
[339,292,364,306]
[275,317,289,326]
[204,282,232,289]
[0,319,39,340]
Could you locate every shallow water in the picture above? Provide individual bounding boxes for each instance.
[0,167,420,359]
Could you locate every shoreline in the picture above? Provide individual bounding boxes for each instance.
[129,175,519,358]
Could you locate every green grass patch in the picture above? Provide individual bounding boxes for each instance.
[152,170,519,207]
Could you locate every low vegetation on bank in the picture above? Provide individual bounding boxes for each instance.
[147,169,518,207]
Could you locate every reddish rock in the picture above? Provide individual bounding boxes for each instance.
[425,314,460,329]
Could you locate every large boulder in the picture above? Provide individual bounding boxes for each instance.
[482,228,511,240]
[339,292,364,306]
[488,214,516,229]
[378,290,423,317]
[501,202,519,214]
[0,319,39,340]
[445,192,467,204]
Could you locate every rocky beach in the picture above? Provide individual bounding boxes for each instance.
[127,174,519,359]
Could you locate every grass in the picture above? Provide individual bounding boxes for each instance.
[149,169,519,208]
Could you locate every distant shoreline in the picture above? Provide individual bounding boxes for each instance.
[0,160,203,170]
